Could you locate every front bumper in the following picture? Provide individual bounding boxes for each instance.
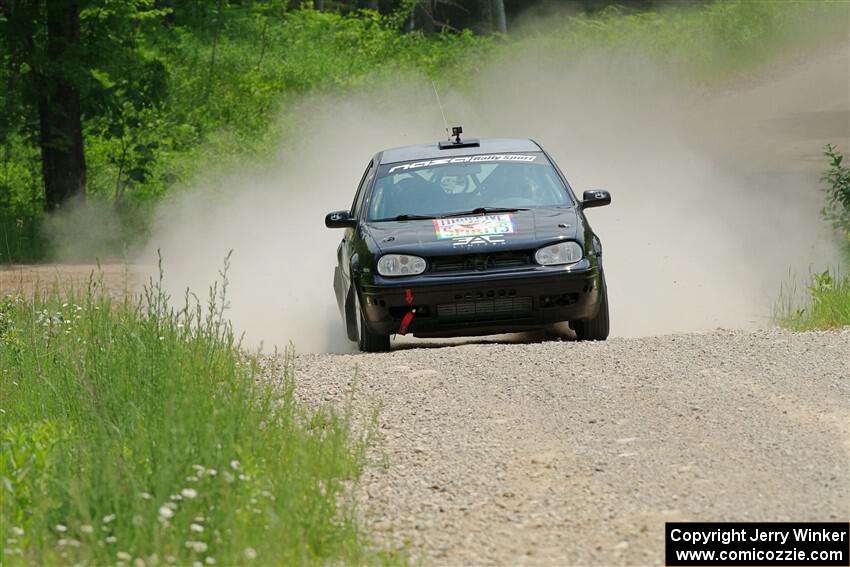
[357,259,603,338]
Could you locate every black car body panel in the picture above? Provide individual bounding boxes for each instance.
[327,136,610,347]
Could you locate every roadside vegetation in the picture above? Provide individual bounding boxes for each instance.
[1,0,846,262]
[0,263,391,565]
[777,145,850,331]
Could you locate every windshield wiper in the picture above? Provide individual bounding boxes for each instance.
[440,207,530,218]
[373,214,438,222]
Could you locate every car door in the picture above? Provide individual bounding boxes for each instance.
[337,159,375,299]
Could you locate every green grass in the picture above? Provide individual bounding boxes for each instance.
[777,269,850,331]
[776,145,850,331]
[0,261,393,565]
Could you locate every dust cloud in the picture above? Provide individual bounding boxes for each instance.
[140,39,849,352]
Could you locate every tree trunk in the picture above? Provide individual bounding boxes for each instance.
[478,0,492,34]
[409,1,433,34]
[490,0,506,34]
[313,0,324,11]
[365,0,379,11]
[40,0,86,211]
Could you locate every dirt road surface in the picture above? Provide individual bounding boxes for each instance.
[0,264,136,298]
[287,329,849,566]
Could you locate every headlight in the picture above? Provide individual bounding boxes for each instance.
[534,242,583,266]
[377,254,427,276]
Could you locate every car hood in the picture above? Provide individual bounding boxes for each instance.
[364,208,580,256]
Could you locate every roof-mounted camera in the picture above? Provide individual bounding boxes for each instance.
[439,125,480,150]
[452,126,463,143]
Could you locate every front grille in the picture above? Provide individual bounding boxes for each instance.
[429,251,532,273]
[437,296,533,323]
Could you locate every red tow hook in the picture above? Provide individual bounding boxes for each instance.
[397,288,416,335]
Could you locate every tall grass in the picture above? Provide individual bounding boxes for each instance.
[0,260,389,565]
[776,269,850,331]
[776,145,850,331]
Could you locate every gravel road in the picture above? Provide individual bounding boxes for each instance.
[284,329,849,566]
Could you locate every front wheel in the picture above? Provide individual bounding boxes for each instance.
[356,298,390,352]
[572,275,609,341]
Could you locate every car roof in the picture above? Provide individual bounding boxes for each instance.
[378,138,542,165]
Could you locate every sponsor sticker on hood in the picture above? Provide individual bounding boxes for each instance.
[433,214,515,240]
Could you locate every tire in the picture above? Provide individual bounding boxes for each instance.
[573,273,610,341]
[355,296,390,352]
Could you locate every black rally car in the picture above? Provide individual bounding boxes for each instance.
[325,129,611,352]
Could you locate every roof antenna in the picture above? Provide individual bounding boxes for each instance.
[432,80,450,140]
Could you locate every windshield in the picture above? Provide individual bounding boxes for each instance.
[367,152,573,221]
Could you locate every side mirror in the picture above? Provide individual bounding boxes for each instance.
[325,210,356,228]
[581,189,611,209]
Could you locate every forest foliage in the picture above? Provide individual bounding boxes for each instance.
[0,0,846,261]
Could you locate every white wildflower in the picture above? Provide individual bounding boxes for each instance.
[193,516,205,523]
[10,528,23,537]
[190,523,204,533]
[185,476,199,483]
[170,494,182,501]
[55,524,67,532]
[185,541,208,553]
[139,492,152,500]
[238,474,248,481]
[180,488,198,499]
[103,514,116,524]
[105,536,117,544]
[244,547,257,560]
[80,524,94,534]
[192,464,205,473]
[229,460,240,470]
[117,551,132,561]
[223,471,235,483]
[158,505,174,520]
[134,558,146,567]
[205,557,216,565]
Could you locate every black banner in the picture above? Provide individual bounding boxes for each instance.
[666,522,850,566]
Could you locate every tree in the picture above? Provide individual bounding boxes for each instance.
[490,0,505,33]
[40,0,87,210]
[0,0,168,212]
[0,0,86,210]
